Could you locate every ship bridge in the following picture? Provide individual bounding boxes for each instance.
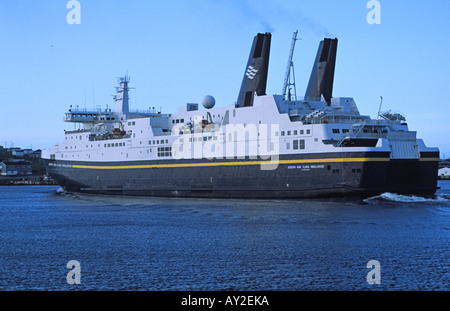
[65,108,114,123]
[64,75,158,124]
[64,107,158,123]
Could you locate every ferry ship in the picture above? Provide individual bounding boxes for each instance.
[41,32,439,198]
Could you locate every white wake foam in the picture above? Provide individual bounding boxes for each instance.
[364,192,450,204]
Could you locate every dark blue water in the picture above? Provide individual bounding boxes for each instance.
[1,182,449,291]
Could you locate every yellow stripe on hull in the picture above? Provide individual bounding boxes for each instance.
[71,157,391,170]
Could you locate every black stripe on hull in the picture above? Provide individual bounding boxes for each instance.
[42,151,439,199]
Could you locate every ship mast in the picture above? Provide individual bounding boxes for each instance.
[282,30,299,102]
[114,74,131,116]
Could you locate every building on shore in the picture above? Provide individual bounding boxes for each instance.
[0,160,33,176]
[1,146,44,174]
[438,167,450,180]
[0,146,54,184]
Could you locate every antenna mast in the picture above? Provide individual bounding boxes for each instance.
[282,30,299,101]
[377,96,383,120]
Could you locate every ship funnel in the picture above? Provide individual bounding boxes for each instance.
[304,38,338,105]
[235,32,271,108]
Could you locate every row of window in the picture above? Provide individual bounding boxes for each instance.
[332,128,387,134]
[332,128,350,134]
[149,139,169,145]
[107,140,173,148]
[101,117,117,121]
[104,142,126,148]
[65,144,102,150]
[67,135,85,140]
[172,113,223,124]
[68,113,96,118]
[189,136,219,142]
[65,128,313,144]
[66,139,308,151]
[64,138,173,150]
[280,129,311,136]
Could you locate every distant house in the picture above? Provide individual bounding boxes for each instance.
[438,167,450,180]
[29,149,42,160]
[10,148,24,157]
[23,149,33,156]
[0,160,33,176]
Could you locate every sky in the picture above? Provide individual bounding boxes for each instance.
[1,0,449,156]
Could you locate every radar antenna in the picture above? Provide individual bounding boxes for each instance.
[282,30,299,102]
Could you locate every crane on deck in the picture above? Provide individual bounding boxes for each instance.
[281,30,299,102]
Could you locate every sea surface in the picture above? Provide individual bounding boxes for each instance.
[0,182,449,291]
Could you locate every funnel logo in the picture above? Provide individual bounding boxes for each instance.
[245,66,258,80]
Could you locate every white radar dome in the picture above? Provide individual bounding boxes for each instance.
[202,95,215,109]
